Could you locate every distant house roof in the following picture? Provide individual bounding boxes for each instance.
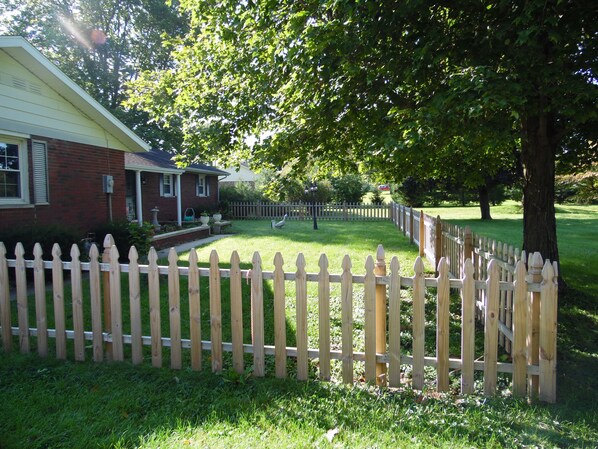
[125,148,229,176]
[0,36,149,153]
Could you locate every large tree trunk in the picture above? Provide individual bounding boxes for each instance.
[520,113,560,266]
[478,184,492,220]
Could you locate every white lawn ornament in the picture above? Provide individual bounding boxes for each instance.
[272,214,288,229]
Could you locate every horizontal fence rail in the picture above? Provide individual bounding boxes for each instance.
[0,234,557,402]
[228,201,390,221]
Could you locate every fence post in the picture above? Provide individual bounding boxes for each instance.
[102,234,114,360]
[402,206,407,236]
[343,202,348,221]
[527,252,543,400]
[418,210,425,257]
[435,216,442,274]
[374,245,387,385]
[409,206,414,244]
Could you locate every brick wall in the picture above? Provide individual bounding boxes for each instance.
[138,172,220,223]
[0,136,126,235]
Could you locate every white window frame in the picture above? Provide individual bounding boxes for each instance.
[160,173,176,197]
[0,134,29,206]
[196,174,210,197]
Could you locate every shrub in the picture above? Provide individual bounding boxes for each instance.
[92,220,154,261]
[370,188,384,205]
[330,174,369,203]
[0,224,82,259]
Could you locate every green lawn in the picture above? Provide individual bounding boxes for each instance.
[1,216,597,448]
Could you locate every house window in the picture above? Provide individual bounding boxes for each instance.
[196,175,210,197]
[160,173,176,197]
[0,135,29,205]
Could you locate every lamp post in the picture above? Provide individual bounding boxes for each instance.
[305,182,318,230]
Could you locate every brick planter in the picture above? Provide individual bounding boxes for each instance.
[150,225,210,250]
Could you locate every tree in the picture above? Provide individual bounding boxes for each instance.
[128,0,598,269]
[0,0,188,151]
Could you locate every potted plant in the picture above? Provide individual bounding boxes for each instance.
[199,211,210,225]
[212,211,222,222]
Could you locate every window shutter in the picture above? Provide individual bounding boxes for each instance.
[159,174,164,196]
[32,140,49,204]
[206,176,210,196]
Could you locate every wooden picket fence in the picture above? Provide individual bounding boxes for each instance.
[228,201,390,221]
[0,234,557,402]
[390,202,558,368]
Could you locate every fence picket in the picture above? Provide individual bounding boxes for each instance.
[209,250,223,373]
[388,256,401,387]
[539,260,558,403]
[52,244,66,360]
[412,256,425,390]
[341,255,353,384]
[296,253,309,381]
[528,252,542,399]
[89,244,103,362]
[364,255,376,383]
[251,252,265,377]
[273,252,286,378]
[102,235,114,361]
[33,244,47,357]
[148,248,162,367]
[512,260,528,397]
[484,260,500,396]
[188,249,202,371]
[318,254,331,381]
[436,257,450,392]
[375,245,387,384]
[461,259,475,394]
[109,245,123,362]
[229,251,242,374]
[71,244,85,361]
[128,246,143,365]
[168,248,182,369]
[0,243,11,352]
[15,243,29,353]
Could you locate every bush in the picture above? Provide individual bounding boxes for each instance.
[370,188,384,205]
[330,174,369,203]
[0,224,82,259]
[92,220,154,261]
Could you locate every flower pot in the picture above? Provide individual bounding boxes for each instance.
[212,213,222,222]
[199,215,210,225]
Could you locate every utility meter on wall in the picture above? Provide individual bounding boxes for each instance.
[103,175,114,193]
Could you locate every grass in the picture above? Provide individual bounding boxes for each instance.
[1,215,598,448]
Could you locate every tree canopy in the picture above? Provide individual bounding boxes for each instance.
[0,0,188,150]
[128,0,597,266]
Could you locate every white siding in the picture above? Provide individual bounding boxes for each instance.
[0,50,130,151]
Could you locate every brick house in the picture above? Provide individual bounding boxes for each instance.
[0,36,149,235]
[125,149,228,226]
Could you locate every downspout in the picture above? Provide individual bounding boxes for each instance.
[135,170,143,225]
[176,173,182,227]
